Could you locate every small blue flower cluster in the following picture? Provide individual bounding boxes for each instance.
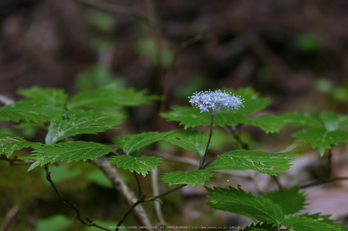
[189,90,243,116]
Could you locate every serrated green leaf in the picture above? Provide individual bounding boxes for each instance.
[206,186,284,225]
[28,141,114,169]
[113,131,173,155]
[161,169,213,186]
[17,87,68,106]
[230,88,271,116]
[161,106,248,129]
[163,129,208,157]
[109,155,162,176]
[242,222,279,231]
[247,115,285,133]
[0,134,41,157]
[45,110,123,144]
[263,187,307,215]
[206,150,294,175]
[67,87,151,109]
[320,111,348,131]
[301,213,340,227]
[282,215,341,231]
[0,100,63,123]
[282,113,322,128]
[293,128,348,156]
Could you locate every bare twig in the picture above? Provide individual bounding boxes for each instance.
[116,195,146,231]
[299,177,348,189]
[224,125,249,150]
[145,184,187,202]
[133,171,142,196]
[74,0,147,20]
[0,155,35,166]
[0,205,19,231]
[91,156,152,230]
[272,175,283,191]
[44,164,111,231]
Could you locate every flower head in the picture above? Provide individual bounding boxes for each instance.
[188,90,243,116]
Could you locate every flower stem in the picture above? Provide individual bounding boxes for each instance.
[200,115,215,169]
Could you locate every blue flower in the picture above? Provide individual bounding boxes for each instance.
[188,90,243,116]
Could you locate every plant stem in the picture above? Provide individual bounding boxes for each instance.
[116,195,146,231]
[326,148,332,178]
[133,171,143,196]
[145,184,187,202]
[200,115,215,168]
[224,125,249,150]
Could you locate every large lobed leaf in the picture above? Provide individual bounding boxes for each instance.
[0,100,63,123]
[17,87,68,106]
[45,110,123,144]
[163,129,208,157]
[113,131,173,155]
[0,134,41,157]
[293,128,348,156]
[247,115,285,133]
[206,150,294,175]
[263,187,308,215]
[161,169,214,186]
[282,215,341,231]
[206,186,284,225]
[27,141,115,170]
[161,106,248,129]
[67,87,151,109]
[108,155,162,177]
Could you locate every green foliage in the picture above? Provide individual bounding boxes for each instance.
[163,129,208,157]
[282,215,341,231]
[17,87,68,105]
[247,115,285,133]
[136,38,173,67]
[206,150,294,176]
[0,100,63,123]
[161,88,271,129]
[241,222,279,231]
[0,133,40,157]
[161,169,214,186]
[113,131,173,155]
[206,186,284,225]
[45,110,123,144]
[263,187,307,215]
[28,141,115,170]
[109,155,162,177]
[67,87,151,109]
[36,214,74,231]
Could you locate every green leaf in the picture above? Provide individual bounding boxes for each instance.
[263,187,307,215]
[282,215,341,231]
[113,131,172,155]
[67,87,151,109]
[29,141,114,169]
[206,186,284,225]
[247,115,285,133]
[17,87,68,105]
[301,213,340,227]
[231,88,271,116]
[109,155,162,177]
[282,113,322,128]
[36,214,74,231]
[45,110,123,144]
[0,100,63,123]
[0,134,41,157]
[293,128,348,156]
[163,129,208,157]
[206,150,294,175]
[320,111,348,131]
[161,169,214,186]
[161,106,248,129]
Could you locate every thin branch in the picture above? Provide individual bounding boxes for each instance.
[133,171,142,196]
[299,177,348,189]
[145,184,187,202]
[272,175,283,191]
[0,205,19,231]
[200,115,215,168]
[90,156,152,230]
[151,167,166,225]
[44,164,110,231]
[0,154,35,166]
[159,34,203,113]
[224,125,249,150]
[326,148,332,178]
[116,195,146,231]
[74,0,147,20]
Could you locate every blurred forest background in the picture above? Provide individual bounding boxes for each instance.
[1,0,348,230]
